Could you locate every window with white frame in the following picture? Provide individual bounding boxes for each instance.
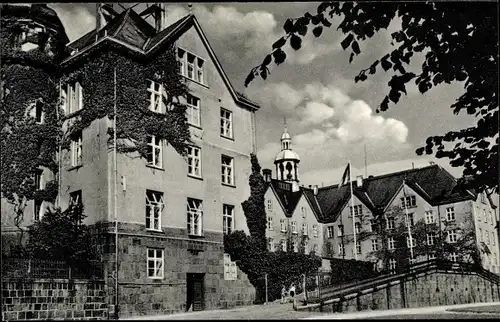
[388,237,395,250]
[64,81,83,114]
[35,101,43,124]
[187,198,203,236]
[406,236,416,248]
[370,220,377,232]
[267,199,273,211]
[313,225,318,238]
[280,219,287,232]
[302,207,307,218]
[34,199,43,221]
[386,217,395,229]
[425,210,435,224]
[483,209,488,223]
[479,228,484,242]
[490,211,494,225]
[427,232,436,246]
[493,231,496,246]
[280,239,287,251]
[371,239,380,251]
[71,131,82,167]
[327,226,334,238]
[220,108,233,139]
[147,80,166,113]
[486,230,490,245]
[449,252,458,262]
[304,239,309,254]
[267,216,273,230]
[224,253,237,280]
[355,222,361,234]
[338,243,345,256]
[223,204,234,235]
[428,253,436,260]
[291,221,297,234]
[293,240,298,252]
[177,48,205,84]
[69,190,82,207]
[337,224,344,237]
[145,190,164,231]
[356,241,362,254]
[147,248,164,279]
[221,155,234,185]
[406,213,415,227]
[146,135,162,168]
[446,207,455,221]
[389,258,397,271]
[480,192,486,204]
[34,169,44,190]
[302,223,308,235]
[350,205,363,216]
[447,229,458,243]
[187,146,201,177]
[186,94,200,127]
[268,238,274,251]
[401,195,416,208]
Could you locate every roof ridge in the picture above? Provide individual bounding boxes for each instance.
[365,164,438,181]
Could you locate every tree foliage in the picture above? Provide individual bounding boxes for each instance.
[224,154,321,303]
[246,2,498,194]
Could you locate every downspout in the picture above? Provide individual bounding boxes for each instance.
[437,204,443,260]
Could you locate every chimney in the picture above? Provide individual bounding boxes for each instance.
[263,169,272,183]
[154,3,167,32]
[308,185,312,189]
[313,185,318,196]
[356,175,363,187]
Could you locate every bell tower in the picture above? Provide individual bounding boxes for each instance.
[274,119,300,185]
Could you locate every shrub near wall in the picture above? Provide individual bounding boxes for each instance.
[1,278,107,321]
[328,258,379,286]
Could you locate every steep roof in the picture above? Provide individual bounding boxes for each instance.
[62,9,259,111]
[313,164,477,224]
[268,180,302,216]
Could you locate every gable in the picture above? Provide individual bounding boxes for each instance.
[384,183,432,214]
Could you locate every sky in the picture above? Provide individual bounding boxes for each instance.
[48,2,478,187]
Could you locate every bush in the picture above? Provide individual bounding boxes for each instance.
[329,258,379,285]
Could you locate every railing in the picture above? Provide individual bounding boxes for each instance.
[1,258,104,280]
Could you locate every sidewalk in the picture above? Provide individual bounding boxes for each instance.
[301,301,500,320]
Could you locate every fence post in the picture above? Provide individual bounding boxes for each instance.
[303,273,307,304]
[265,273,268,305]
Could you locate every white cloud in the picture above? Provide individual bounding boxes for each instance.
[245,82,303,115]
[49,4,95,41]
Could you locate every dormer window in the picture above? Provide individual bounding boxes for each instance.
[177,47,205,85]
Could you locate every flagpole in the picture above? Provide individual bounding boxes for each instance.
[349,160,357,261]
[402,179,414,262]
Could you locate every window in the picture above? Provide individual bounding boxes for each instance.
[447,229,458,243]
[406,213,414,227]
[406,236,416,248]
[389,259,397,271]
[490,211,494,225]
[425,210,435,224]
[268,238,275,251]
[401,195,416,208]
[446,207,455,221]
[267,216,273,230]
[293,240,298,253]
[350,205,363,216]
[356,241,362,254]
[147,80,165,113]
[449,252,458,262]
[371,239,380,251]
[313,244,318,254]
[267,199,273,211]
[34,170,43,190]
[354,222,361,234]
[493,231,496,246]
[147,248,164,279]
[187,146,201,177]
[313,225,318,238]
[327,226,334,238]
[224,253,237,280]
[428,253,436,260]
[146,135,162,168]
[370,220,377,232]
[388,237,395,250]
[280,219,287,232]
[479,228,484,242]
[145,190,164,231]
[186,94,200,127]
[187,198,203,236]
[33,199,42,221]
[223,204,234,235]
[338,243,345,255]
[337,225,344,237]
[301,207,307,218]
[386,217,395,229]
[480,192,486,204]
[427,232,436,246]
[483,209,488,222]
[280,239,287,251]
[69,190,82,207]
[221,155,234,186]
[302,223,308,235]
[65,81,83,114]
[220,108,233,139]
[71,131,82,166]
[291,221,297,234]
[35,101,43,124]
[486,230,490,245]
[177,48,205,84]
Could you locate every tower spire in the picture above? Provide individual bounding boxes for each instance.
[284,116,287,132]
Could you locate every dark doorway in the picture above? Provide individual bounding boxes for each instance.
[186,273,205,312]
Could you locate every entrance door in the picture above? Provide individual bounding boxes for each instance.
[187,273,205,311]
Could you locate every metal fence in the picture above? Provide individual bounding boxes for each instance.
[1,258,104,280]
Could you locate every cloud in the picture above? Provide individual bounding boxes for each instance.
[49,4,95,41]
